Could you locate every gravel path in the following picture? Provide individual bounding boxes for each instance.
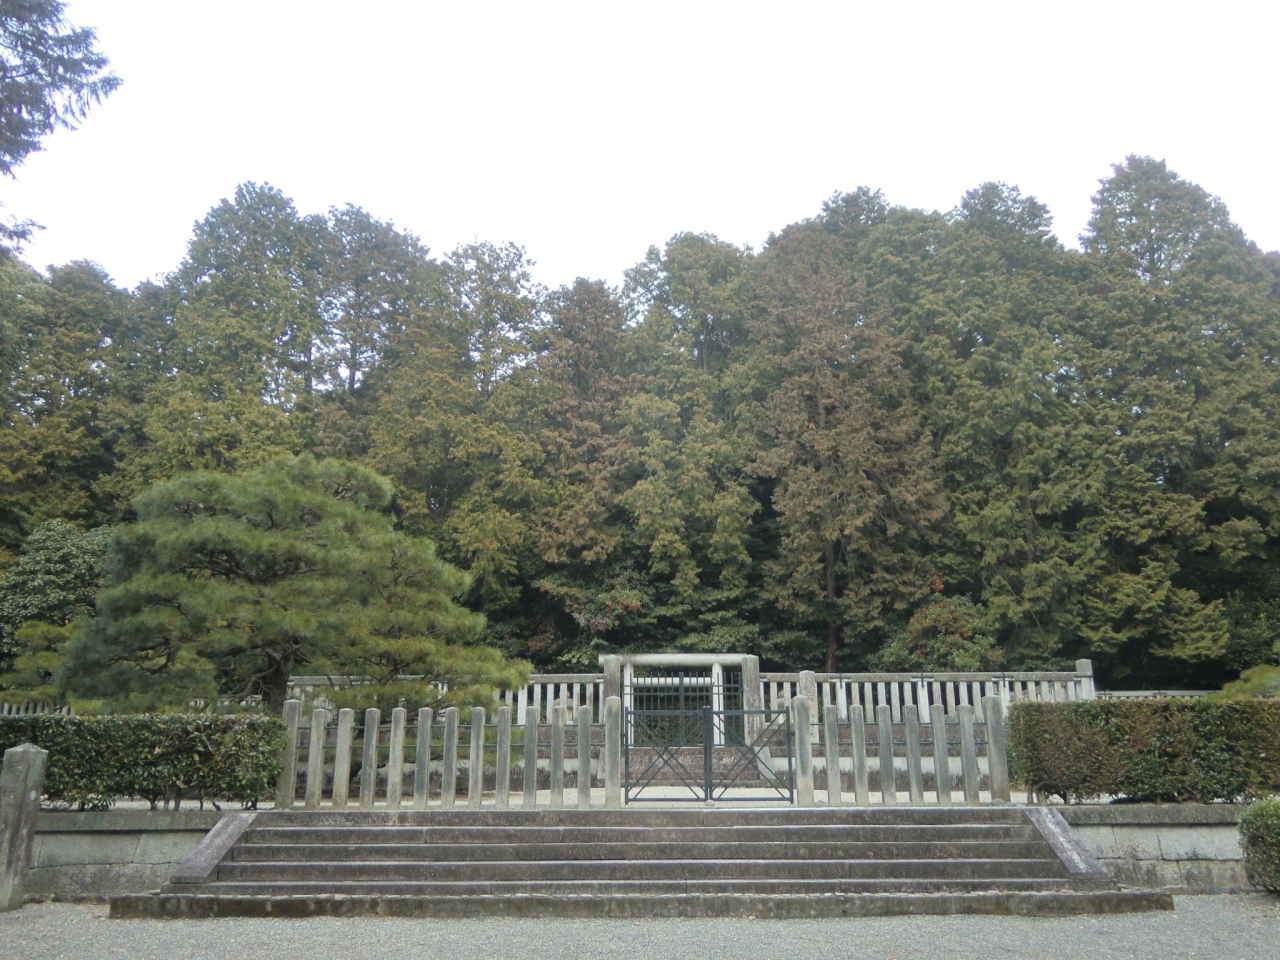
[3,896,1278,960]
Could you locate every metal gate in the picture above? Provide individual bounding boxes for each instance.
[623,700,795,804]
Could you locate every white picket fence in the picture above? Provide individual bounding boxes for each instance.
[761,660,1097,724]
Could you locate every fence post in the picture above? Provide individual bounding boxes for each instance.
[958,702,980,804]
[387,707,406,809]
[304,707,328,810]
[359,707,381,810]
[876,704,897,806]
[275,699,302,809]
[798,671,818,726]
[523,713,539,810]
[793,695,814,806]
[332,707,354,809]
[602,655,622,701]
[550,702,565,809]
[495,706,511,810]
[467,707,486,809]
[850,704,869,806]
[823,704,842,807]
[930,703,952,806]
[576,704,592,809]
[1076,659,1096,700]
[0,743,47,911]
[904,703,925,805]
[441,707,459,809]
[604,695,622,809]
[982,695,1011,803]
[413,708,432,810]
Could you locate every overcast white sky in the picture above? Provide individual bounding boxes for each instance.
[4,1,1277,291]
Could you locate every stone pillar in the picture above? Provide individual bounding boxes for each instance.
[904,703,925,805]
[930,702,952,806]
[522,715,539,810]
[849,704,869,806]
[386,707,406,808]
[793,695,815,807]
[441,707,459,809]
[576,704,592,809]
[982,695,1011,803]
[1076,659,1096,700]
[0,743,47,911]
[275,699,302,809]
[741,655,763,741]
[876,704,897,806]
[604,695,622,809]
[550,702,565,809]
[823,704,842,807]
[332,707,355,808]
[495,706,512,810]
[358,707,381,810]
[413,708,432,810]
[468,707,486,809]
[304,707,328,810]
[602,655,622,701]
[958,702,980,804]
[798,671,818,726]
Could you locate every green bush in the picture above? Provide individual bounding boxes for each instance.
[1239,799,1280,894]
[0,714,284,810]
[1007,699,1280,803]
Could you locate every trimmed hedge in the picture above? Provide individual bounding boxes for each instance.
[0,714,284,810]
[1240,799,1280,894]
[1008,699,1280,803]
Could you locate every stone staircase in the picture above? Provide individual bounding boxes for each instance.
[110,807,1173,918]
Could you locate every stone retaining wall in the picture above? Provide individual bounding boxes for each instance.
[20,803,1256,900]
[1059,804,1247,893]
[28,810,221,901]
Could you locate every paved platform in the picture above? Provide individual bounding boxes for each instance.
[3,896,1278,960]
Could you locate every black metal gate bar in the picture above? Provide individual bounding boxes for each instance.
[623,704,794,804]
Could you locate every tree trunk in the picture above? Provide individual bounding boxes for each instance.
[825,542,839,673]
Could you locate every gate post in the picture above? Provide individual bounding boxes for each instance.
[793,695,815,807]
[604,696,622,808]
[742,655,763,741]
[602,656,622,701]
[0,743,47,911]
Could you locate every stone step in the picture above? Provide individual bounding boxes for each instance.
[255,808,1030,827]
[214,857,1069,883]
[164,876,1110,898]
[117,889,1174,919]
[242,823,1040,846]
[232,839,1056,862]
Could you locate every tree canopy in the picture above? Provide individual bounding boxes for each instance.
[3,157,1279,700]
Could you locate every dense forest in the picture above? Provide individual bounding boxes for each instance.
[2,156,1279,698]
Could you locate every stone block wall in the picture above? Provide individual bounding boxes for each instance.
[28,810,221,900]
[1059,804,1248,893]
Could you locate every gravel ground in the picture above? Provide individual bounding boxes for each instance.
[2,896,1278,960]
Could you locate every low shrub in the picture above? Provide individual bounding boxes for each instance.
[1007,699,1280,803]
[0,714,284,810]
[1239,799,1280,894]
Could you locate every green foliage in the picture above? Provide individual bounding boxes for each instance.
[1007,700,1280,803]
[0,518,108,655]
[4,156,1280,689]
[0,714,283,809]
[63,455,514,710]
[0,0,120,178]
[1214,665,1280,700]
[1239,799,1280,894]
[870,595,1003,672]
[0,620,72,702]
